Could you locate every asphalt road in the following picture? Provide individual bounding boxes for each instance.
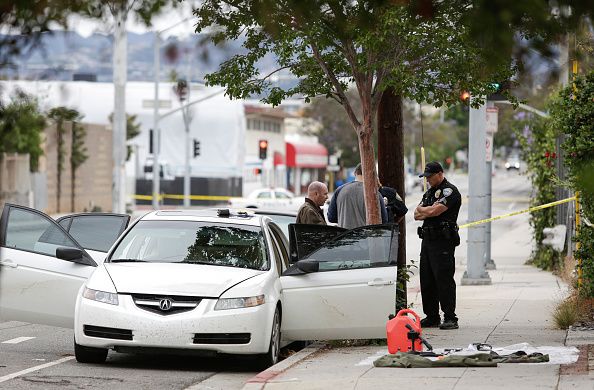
[0,168,532,389]
[0,320,259,389]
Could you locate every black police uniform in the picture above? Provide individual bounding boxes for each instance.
[418,177,461,324]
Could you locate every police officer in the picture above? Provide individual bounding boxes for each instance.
[414,161,462,330]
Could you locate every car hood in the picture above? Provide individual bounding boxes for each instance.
[104,263,264,297]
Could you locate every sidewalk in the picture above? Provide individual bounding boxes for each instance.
[243,212,594,389]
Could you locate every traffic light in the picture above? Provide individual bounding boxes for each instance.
[193,139,200,157]
[487,80,511,101]
[258,140,268,160]
[174,79,189,101]
[460,90,470,103]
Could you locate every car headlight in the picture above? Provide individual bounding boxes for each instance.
[83,287,119,305]
[214,295,265,310]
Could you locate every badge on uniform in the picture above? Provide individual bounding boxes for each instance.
[435,189,441,198]
[443,188,453,197]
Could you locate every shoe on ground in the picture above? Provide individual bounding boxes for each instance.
[439,319,459,330]
[420,317,441,328]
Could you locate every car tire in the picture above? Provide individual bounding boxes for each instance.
[255,307,281,369]
[74,340,108,364]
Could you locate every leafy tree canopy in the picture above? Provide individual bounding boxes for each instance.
[1,0,180,66]
[0,88,46,171]
[195,1,514,113]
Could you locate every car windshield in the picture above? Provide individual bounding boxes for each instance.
[109,220,269,271]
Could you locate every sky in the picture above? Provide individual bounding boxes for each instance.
[64,2,198,38]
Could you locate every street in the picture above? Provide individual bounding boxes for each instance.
[0,168,536,389]
[0,320,258,389]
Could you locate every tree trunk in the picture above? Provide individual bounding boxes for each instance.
[358,119,381,225]
[377,88,407,310]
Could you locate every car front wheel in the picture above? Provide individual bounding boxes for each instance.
[74,340,108,364]
[255,307,281,369]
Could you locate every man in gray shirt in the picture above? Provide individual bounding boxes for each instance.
[327,163,388,229]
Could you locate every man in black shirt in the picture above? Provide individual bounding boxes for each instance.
[414,162,462,330]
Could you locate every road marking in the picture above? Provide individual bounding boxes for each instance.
[2,337,36,344]
[0,356,75,383]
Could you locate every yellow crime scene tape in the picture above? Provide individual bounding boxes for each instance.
[132,194,232,201]
[458,196,577,229]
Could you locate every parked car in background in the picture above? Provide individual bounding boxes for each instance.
[0,205,398,368]
[228,188,299,210]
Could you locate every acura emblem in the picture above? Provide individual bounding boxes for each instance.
[159,298,172,311]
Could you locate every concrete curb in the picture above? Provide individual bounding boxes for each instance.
[241,343,327,390]
[565,328,594,346]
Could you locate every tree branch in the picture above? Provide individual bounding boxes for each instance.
[309,41,360,128]
[246,65,293,85]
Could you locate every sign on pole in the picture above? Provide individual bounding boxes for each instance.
[485,108,498,162]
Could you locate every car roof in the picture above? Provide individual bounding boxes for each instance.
[253,209,297,217]
[140,208,266,227]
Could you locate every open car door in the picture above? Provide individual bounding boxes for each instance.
[287,223,346,263]
[56,212,130,262]
[280,224,398,341]
[0,204,117,328]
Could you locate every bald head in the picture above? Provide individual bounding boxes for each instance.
[307,181,329,206]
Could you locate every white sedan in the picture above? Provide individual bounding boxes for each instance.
[228,188,299,210]
[0,204,398,368]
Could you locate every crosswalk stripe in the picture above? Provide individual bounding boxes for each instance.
[0,356,75,383]
[2,337,36,344]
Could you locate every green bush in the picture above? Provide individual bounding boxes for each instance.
[549,71,594,296]
[514,113,560,270]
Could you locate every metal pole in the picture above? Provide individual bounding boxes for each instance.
[485,101,495,270]
[576,192,581,289]
[183,49,192,208]
[112,8,127,214]
[462,95,491,285]
[152,32,161,209]
[182,105,191,208]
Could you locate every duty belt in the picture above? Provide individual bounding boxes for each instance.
[417,222,459,240]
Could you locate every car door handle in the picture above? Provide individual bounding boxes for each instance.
[367,280,394,286]
[0,259,17,268]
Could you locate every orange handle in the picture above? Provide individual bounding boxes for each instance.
[396,309,421,324]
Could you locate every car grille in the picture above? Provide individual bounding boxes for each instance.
[193,333,251,344]
[131,294,202,315]
[84,325,133,340]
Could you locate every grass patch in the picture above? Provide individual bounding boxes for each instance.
[552,295,590,329]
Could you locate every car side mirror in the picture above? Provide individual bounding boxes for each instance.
[296,259,320,273]
[56,247,95,266]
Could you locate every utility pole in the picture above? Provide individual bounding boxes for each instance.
[462,95,491,285]
[112,7,127,214]
[152,32,161,210]
[484,103,497,270]
[183,46,194,208]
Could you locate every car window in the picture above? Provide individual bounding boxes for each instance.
[65,215,127,252]
[257,214,295,239]
[268,231,284,276]
[110,220,269,271]
[257,191,272,199]
[58,217,71,230]
[269,226,289,272]
[274,191,291,199]
[4,207,78,257]
[304,226,394,272]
